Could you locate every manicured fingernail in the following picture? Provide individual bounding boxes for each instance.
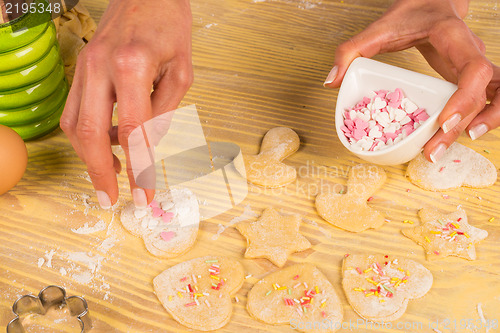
[96,190,112,209]
[442,113,461,133]
[323,65,338,86]
[133,188,147,208]
[430,143,447,163]
[469,123,488,140]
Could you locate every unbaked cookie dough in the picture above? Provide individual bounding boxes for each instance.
[316,164,387,232]
[239,127,300,188]
[406,142,497,191]
[120,188,199,258]
[247,263,343,333]
[235,207,311,267]
[153,256,244,331]
[342,254,432,322]
[402,207,488,261]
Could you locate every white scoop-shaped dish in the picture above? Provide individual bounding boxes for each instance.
[335,57,457,165]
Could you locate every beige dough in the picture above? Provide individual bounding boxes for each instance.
[315,164,387,232]
[235,207,311,267]
[406,142,497,191]
[153,256,245,331]
[342,254,432,322]
[239,127,300,188]
[120,188,199,258]
[54,3,97,84]
[247,263,343,332]
[402,207,488,261]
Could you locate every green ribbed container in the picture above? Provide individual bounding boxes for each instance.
[0,1,68,140]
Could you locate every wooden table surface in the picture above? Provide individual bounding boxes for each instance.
[1,0,500,332]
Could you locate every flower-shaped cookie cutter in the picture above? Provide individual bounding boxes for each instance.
[6,285,92,333]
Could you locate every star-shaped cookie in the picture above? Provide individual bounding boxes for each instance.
[235,208,312,267]
[402,208,488,261]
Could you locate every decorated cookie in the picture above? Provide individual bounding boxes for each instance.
[402,208,488,261]
[120,188,199,258]
[406,142,497,191]
[153,256,245,331]
[247,263,343,332]
[239,127,300,188]
[315,164,387,232]
[342,254,432,322]
[235,207,312,267]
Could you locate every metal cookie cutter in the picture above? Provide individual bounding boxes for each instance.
[6,285,92,333]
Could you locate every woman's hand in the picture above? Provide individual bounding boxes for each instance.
[60,0,193,209]
[324,0,494,162]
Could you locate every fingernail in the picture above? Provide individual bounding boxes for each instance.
[442,113,462,133]
[96,190,112,209]
[133,188,148,208]
[323,65,338,86]
[469,123,488,140]
[430,143,447,163]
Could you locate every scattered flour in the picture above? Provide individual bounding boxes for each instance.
[44,249,56,268]
[204,23,218,28]
[212,204,259,240]
[71,220,107,234]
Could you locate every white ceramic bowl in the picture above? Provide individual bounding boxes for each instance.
[335,57,457,165]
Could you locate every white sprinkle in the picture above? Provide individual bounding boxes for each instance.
[245,274,252,279]
[198,275,202,278]
[294,299,300,304]
[293,283,301,289]
[303,282,309,289]
[203,292,209,296]
[235,296,239,303]
[192,274,197,284]
[177,288,186,293]
[205,299,211,307]
[433,329,442,333]
[275,283,281,288]
[477,303,487,324]
[185,286,190,293]
[211,264,220,268]
[219,294,222,298]
[194,298,200,306]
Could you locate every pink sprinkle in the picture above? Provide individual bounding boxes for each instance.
[162,212,174,223]
[341,125,350,133]
[439,166,445,172]
[367,197,374,202]
[453,159,461,163]
[184,302,197,307]
[354,118,369,130]
[180,277,187,282]
[443,195,449,199]
[321,311,327,318]
[415,112,429,122]
[149,200,159,208]
[356,267,363,275]
[160,231,176,242]
[434,251,440,255]
[152,207,164,218]
[345,119,355,130]
[344,110,351,120]
[344,253,350,258]
[406,189,410,193]
[293,275,300,280]
[385,132,398,140]
[353,128,366,141]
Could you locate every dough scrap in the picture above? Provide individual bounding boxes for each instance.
[315,164,386,232]
[406,142,497,191]
[402,207,488,261]
[239,127,300,188]
[247,263,343,333]
[153,256,244,331]
[120,188,199,258]
[342,254,432,322]
[235,207,311,267]
[54,3,97,84]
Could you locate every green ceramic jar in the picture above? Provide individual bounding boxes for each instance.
[0,1,68,140]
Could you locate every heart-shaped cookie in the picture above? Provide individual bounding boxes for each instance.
[342,254,432,322]
[120,188,199,258]
[239,127,300,188]
[316,164,387,232]
[247,263,343,332]
[153,256,245,331]
[406,142,497,191]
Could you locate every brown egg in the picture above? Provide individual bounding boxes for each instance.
[0,124,28,195]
